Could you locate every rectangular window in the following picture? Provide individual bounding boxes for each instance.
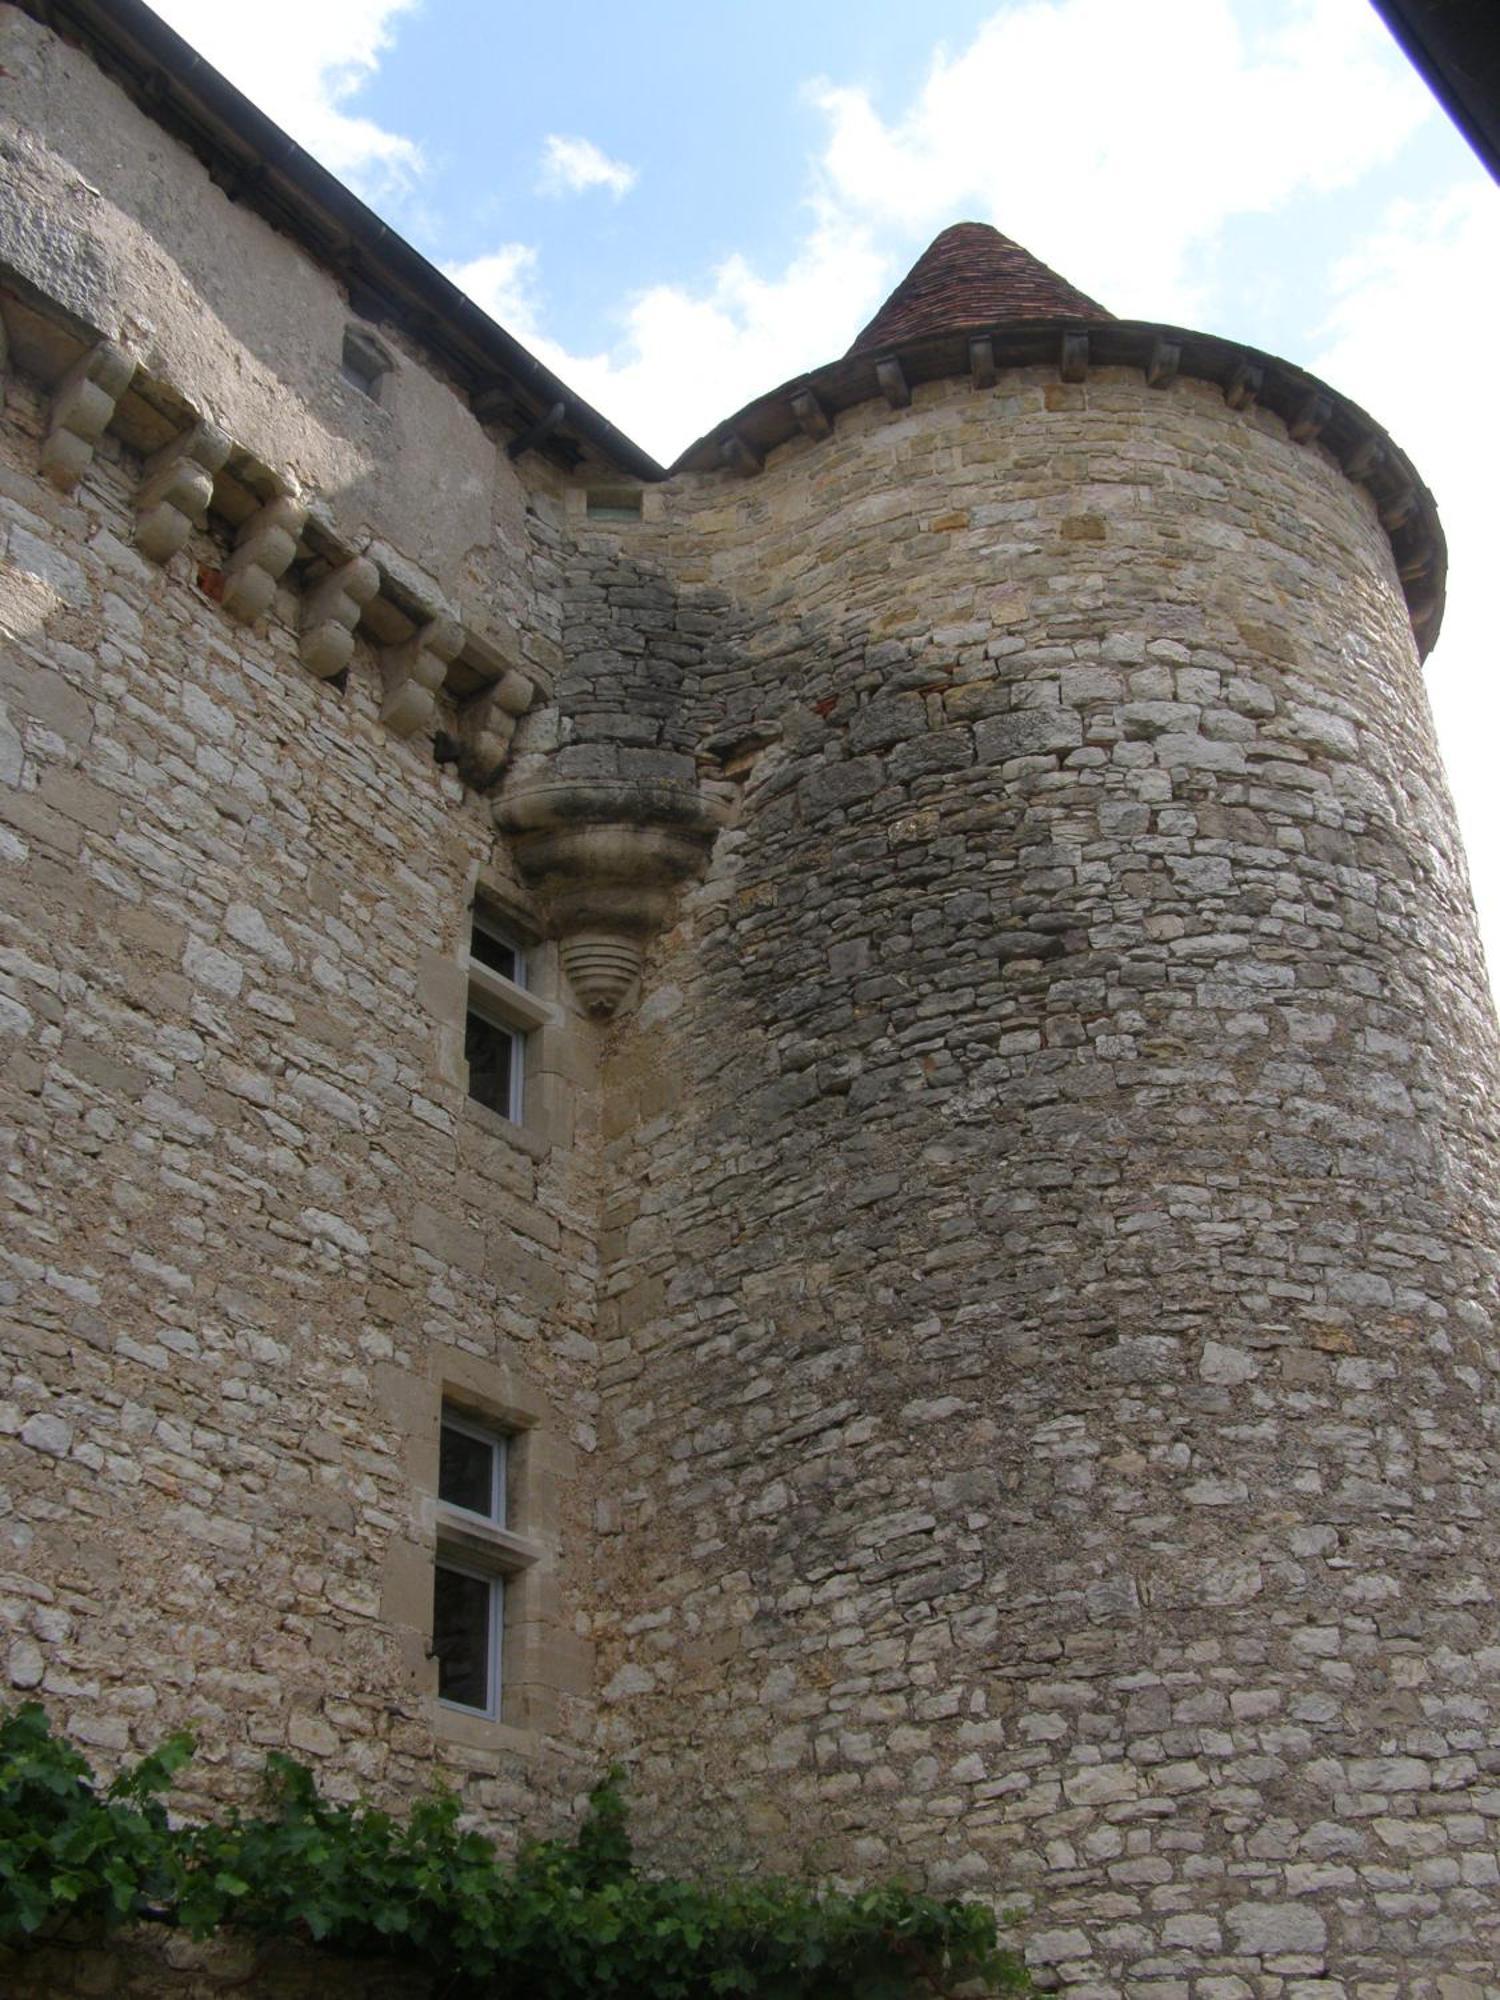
[433,1561,501,1714]
[340,326,390,401]
[434,1406,511,1718]
[464,911,528,1123]
[439,1411,507,1524]
[586,488,643,521]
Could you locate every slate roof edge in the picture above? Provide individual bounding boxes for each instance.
[18,0,667,482]
[673,317,1446,658]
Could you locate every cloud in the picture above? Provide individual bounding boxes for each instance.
[1310,182,1500,962]
[450,213,888,461]
[446,0,1434,464]
[539,135,639,201]
[811,0,1431,326]
[444,244,540,328]
[144,0,422,190]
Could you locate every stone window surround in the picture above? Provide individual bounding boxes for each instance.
[434,1405,521,1721]
[340,323,393,402]
[379,1343,581,1751]
[439,871,593,1157]
[564,482,665,525]
[464,915,537,1127]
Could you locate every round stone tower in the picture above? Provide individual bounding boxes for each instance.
[591,224,1500,1991]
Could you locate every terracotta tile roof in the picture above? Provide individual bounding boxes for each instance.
[847,221,1112,355]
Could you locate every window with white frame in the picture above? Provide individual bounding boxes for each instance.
[433,1408,509,1716]
[464,909,530,1123]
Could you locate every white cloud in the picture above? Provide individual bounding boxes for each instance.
[1311,183,1500,967]
[445,0,1433,464]
[445,243,540,328]
[145,0,422,190]
[451,211,888,460]
[811,0,1431,326]
[539,135,638,200]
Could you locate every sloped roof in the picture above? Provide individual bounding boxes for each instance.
[847,221,1112,355]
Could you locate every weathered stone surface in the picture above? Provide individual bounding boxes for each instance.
[2,8,1499,1996]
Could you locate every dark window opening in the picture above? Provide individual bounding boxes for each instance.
[433,1563,498,1713]
[470,919,521,982]
[586,489,643,521]
[465,1009,518,1120]
[439,1415,505,1522]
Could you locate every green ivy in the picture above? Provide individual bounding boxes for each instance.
[0,1705,1027,1997]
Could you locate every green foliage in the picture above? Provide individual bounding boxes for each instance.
[0,1707,1027,1997]
[0,1703,192,1941]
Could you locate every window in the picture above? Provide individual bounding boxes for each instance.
[433,1409,509,1717]
[341,326,390,401]
[585,488,643,522]
[432,1560,501,1714]
[439,1410,507,1525]
[465,910,528,1122]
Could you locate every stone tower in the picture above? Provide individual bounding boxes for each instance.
[586,224,1500,1987]
[3,4,1499,1989]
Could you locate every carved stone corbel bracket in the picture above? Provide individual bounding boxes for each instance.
[223,494,307,621]
[300,555,379,678]
[135,420,232,561]
[452,667,536,788]
[41,341,136,491]
[494,778,724,1017]
[380,615,463,737]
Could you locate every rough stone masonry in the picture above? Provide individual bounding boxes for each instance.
[2,4,1498,1996]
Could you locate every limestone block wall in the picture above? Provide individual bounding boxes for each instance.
[594,370,1500,1989]
[0,351,601,1828]
[0,3,525,621]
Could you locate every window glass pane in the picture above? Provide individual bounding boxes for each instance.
[465,1010,516,1116]
[470,922,521,983]
[439,1422,497,1517]
[433,1566,493,1711]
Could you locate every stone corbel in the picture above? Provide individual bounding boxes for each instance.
[451,667,535,788]
[222,494,307,621]
[40,341,136,491]
[300,555,379,679]
[494,778,724,1017]
[134,420,232,561]
[380,616,462,738]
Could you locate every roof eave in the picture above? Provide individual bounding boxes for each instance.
[674,317,1446,659]
[20,0,666,482]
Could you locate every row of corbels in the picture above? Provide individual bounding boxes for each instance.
[718,327,1418,540]
[31,337,534,788]
[710,320,1439,643]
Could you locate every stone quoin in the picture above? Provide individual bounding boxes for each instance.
[1,2,1497,1995]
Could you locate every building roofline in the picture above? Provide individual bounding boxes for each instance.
[1369,0,1500,184]
[17,0,666,482]
[675,316,1446,658]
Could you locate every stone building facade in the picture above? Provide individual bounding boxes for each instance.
[2,2,1498,1994]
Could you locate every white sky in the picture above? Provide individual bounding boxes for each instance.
[148,0,1500,985]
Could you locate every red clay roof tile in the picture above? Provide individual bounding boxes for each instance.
[847,221,1112,354]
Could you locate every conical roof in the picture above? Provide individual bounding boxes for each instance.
[847,221,1112,355]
